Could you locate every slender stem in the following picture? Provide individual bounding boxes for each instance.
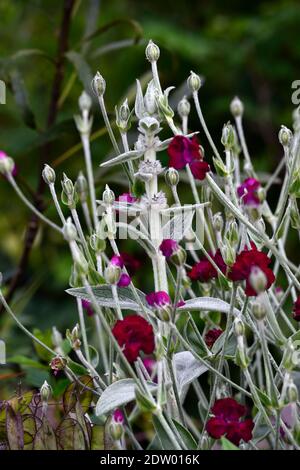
[76,297,90,362]
[81,133,98,229]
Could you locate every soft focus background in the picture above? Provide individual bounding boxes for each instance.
[0,0,300,397]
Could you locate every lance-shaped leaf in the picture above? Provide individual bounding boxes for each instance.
[135,79,145,119]
[162,210,194,241]
[96,379,157,416]
[173,351,208,396]
[66,285,147,310]
[100,149,143,168]
[177,297,241,316]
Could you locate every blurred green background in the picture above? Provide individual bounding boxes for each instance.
[0,0,300,396]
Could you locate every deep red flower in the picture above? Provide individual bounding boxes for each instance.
[229,243,275,296]
[205,328,223,349]
[117,273,131,287]
[293,297,300,321]
[206,398,254,446]
[237,178,261,207]
[112,315,155,363]
[167,135,210,180]
[188,249,226,282]
[146,291,171,307]
[119,252,142,276]
[82,299,94,317]
[159,239,179,258]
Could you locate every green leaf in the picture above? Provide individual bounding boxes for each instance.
[172,419,197,450]
[7,355,48,370]
[6,405,24,450]
[91,424,104,450]
[32,329,53,362]
[221,436,239,450]
[63,375,94,414]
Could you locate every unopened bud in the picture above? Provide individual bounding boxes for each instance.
[61,173,74,196]
[50,356,67,372]
[234,317,245,337]
[230,96,244,117]
[66,324,81,350]
[42,164,56,185]
[177,96,190,118]
[0,156,15,175]
[40,380,51,402]
[145,40,160,62]
[213,212,224,232]
[282,338,297,371]
[104,264,121,285]
[79,91,92,113]
[91,71,106,97]
[165,167,179,186]
[170,246,187,266]
[102,185,115,205]
[278,125,293,147]
[63,218,77,242]
[116,99,132,132]
[249,266,268,294]
[287,381,299,403]
[252,299,267,321]
[76,172,88,202]
[89,233,106,253]
[187,71,201,92]
[221,122,235,150]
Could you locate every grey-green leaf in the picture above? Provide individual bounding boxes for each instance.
[173,351,208,397]
[177,297,241,316]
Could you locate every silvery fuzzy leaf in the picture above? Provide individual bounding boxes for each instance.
[173,351,208,397]
[177,297,241,316]
[162,210,194,241]
[100,149,143,168]
[95,379,157,416]
[66,285,147,310]
[135,79,145,119]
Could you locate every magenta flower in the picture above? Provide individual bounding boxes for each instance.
[188,249,226,282]
[146,291,171,308]
[119,252,141,276]
[237,178,261,207]
[0,151,17,177]
[116,193,137,204]
[81,299,94,317]
[117,273,131,287]
[167,135,210,180]
[206,398,254,446]
[293,297,300,321]
[143,357,156,377]
[110,255,124,268]
[112,409,125,424]
[176,299,185,308]
[159,239,179,258]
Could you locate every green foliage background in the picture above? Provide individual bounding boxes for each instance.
[0,0,299,397]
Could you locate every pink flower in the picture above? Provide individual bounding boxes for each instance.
[143,357,157,377]
[188,249,226,282]
[112,315,155,363]
[112,409,125,424]
[237,178,261,207]
[293,297,300,321]
[116,193,137,204]
[117,273,131,287]
[206,398,254,446]
[205,328,223,349]
[81,299,94,317]
[167,135,210,180]
[110,255,124,268]
[159,239,179,258]
[146,291,171,308]
[229,243,275,297]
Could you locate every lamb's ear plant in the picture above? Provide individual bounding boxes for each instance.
[1,40,300,451]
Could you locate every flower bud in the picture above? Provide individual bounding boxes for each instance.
[40,380,51,403]
[91,71,106,97]
[116,98,132,132]
[252,299,267,321]
[165,167,179,187]
[230,96,244,117]
[50,356,67,372]
[170,246,187,266]
[73,247,89,275]
[226,220,238,246]
[42,164,56,185]
[282,338,297,371]
[213,212,224,232]
[63,218,77,242]
[187,71,201,92]
[75,172,88,202]
[79,91,92,113]
[102,185,115,205]
[287,381,299,403]
[278,125,293,147]
[0,156,15,175]
[249,266,268,294]
[61,173,74,196]
[89,233,106,253]
[177,96,190,118]
[145,40,160,62]
[104,264,121,285]
[66,324,81,350]
[234,317,245,337]
[221,122,235,150]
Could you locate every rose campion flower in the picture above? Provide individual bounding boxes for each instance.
[293,297,300,321]
[110,255,124,268]
[205,328,223,349]
[167,135,210,180]
[146,291,171,307]
[117,273,131,287]
[188,249,226,282]
[237,178,261,207]
[159,239,179,258]
[228,243,275,297]
[112,409,125,424]
[116,192,137,204]
[119,252,141,276]
[82,299,94,317]
[112,315,155,363]
[206,398,254,446]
